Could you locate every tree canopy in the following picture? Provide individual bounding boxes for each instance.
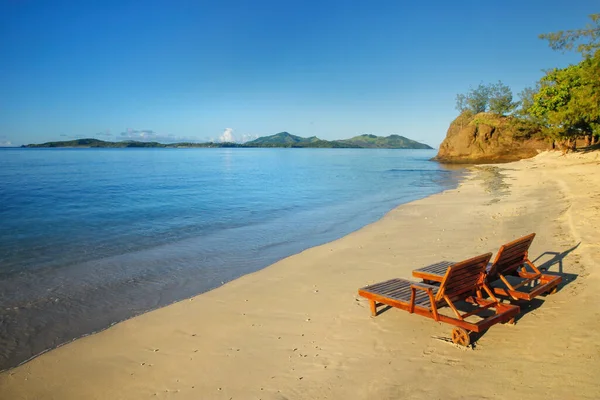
[539,14,600,57]
[457,14,600,146]
[455,81,517,115]
[528,14,600,141]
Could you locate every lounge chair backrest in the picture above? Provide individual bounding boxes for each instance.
[489,233,535,278]
[436,253,492,302]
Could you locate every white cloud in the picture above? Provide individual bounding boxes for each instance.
[218,129,258,143]
[240,134,258,143]
[219,128,235,143]
[0,140,12,147]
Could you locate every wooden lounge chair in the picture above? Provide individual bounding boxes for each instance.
[412,233,562,301]
[358,253,520,346]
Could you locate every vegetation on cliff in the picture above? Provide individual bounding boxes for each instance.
[436,112,550,163]
[455,81,519,116]
[440,14,600,162]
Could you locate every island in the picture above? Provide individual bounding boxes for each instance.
[22,132,433,149]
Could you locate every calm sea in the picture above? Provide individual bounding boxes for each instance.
[0,148,461,370]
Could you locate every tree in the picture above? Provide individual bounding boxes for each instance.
[488,81,518,115]
[455,93,468,114]
[455,83,490,114]
[517,85,540,115]
[532,14,600,145]
[539,14,600,57]
[455,81,516,115]
[529,57,600,143]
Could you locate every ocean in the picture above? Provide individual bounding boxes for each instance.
[0,148,462,370]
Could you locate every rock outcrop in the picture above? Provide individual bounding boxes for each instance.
[435,112,552,163]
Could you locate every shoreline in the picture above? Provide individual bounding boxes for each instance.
[1,151,599,399]
[0,150,459,372]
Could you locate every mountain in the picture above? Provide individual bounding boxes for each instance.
[23,133,432,149]
[245,132,318,146]
[335,134,433,149]
[22,139,243,148]
[244,132,356,148]
[241,132,432,148]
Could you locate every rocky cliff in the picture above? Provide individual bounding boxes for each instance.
[435,112,552,163]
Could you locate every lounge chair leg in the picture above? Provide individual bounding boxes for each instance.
[369,300,377,316]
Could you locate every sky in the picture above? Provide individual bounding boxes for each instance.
[0,0,597,147]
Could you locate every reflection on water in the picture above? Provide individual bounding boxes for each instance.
[0,148,465,370]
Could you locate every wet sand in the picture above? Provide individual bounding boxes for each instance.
[1,150,599,399]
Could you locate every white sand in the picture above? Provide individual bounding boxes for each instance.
[1,150,599,400]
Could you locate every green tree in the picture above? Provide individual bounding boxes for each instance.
[517,85,540,115]
[539,14,600,57]
[455,83,489,114]
[532,14,600,146]
[530,57,600,144]
[456,82,516,115]
[488,81,518,115]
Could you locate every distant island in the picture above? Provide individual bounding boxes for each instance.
[22,132,433,149]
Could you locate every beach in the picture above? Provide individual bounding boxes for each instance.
[1,150,599,399]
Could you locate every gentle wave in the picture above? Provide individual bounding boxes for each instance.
[0,148,463,370]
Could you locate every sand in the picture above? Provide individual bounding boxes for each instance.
[1,150,599,400]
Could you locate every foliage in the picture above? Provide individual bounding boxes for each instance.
[516,85,539,116]
[456,81,517,115]
[528,15,600,140]
[471,112,502,128]
[539,14,600,57]
[488,82,519,115]
[456,83,489,114]
[454,14,600,145]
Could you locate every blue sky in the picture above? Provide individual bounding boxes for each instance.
[0,1,596,147]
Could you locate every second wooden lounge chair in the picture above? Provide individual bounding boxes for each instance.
[412,233,563,301]
[358,253,519,346]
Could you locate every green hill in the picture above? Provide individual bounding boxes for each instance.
[244,132,430,148]
[24,139,169,148]
[23,133,432,149]
[244,132,351,148]
[335,134,433,149]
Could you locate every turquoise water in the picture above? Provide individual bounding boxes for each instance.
[0,148,461,370]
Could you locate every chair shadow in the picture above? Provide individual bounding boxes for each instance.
[532,242,580,292]
[377,305,393,315]
[533,242,580,273]
[373,244,581,347]
[473,244,581,343]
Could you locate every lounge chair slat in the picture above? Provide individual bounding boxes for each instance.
[373,283,414,297]
[496,251,528,266]
[365,279,402,292]
[358,252,520,342]
[492,234,536,276]
[360,279,435,307]
[440,254,489,300]
[413,261,453,275]
[488,233,562,300]
[444,270,484,287]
